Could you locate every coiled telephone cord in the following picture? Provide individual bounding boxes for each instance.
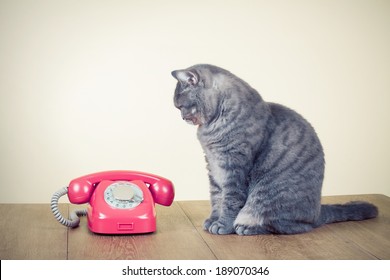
[51,187,87,228]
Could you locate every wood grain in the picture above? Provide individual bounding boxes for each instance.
[321,194,390,259]
[0,204,68,260]
[177,194,390,260]
[67,202,216,260]
[0,194,389,260]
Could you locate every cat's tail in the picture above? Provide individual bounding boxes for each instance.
[315,201,378,227]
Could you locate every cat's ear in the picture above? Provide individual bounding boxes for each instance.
[171,70,199,86]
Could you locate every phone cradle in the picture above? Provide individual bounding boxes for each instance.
[88,180,156,234]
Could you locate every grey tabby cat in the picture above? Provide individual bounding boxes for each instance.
[172,64,378,235]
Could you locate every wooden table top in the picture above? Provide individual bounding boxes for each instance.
[1,194,389,260]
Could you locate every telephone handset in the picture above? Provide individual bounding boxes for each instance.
[51,170,174,234]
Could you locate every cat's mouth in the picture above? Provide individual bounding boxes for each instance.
[180,107,202,126]
[183,115,200,125]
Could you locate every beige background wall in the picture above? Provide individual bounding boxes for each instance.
[1,0,389,203]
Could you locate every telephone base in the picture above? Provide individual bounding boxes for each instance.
[87,180,157,234]
[87,213,157,234]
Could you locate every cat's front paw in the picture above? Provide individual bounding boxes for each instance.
[207,221,235,235]
[235,224,269,235]
[203,218,217,231]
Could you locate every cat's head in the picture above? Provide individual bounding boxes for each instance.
[171,64,229,126]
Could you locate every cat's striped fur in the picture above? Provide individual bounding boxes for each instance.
[172,64,378,235]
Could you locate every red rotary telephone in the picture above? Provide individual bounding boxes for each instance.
[51,170,174,234]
